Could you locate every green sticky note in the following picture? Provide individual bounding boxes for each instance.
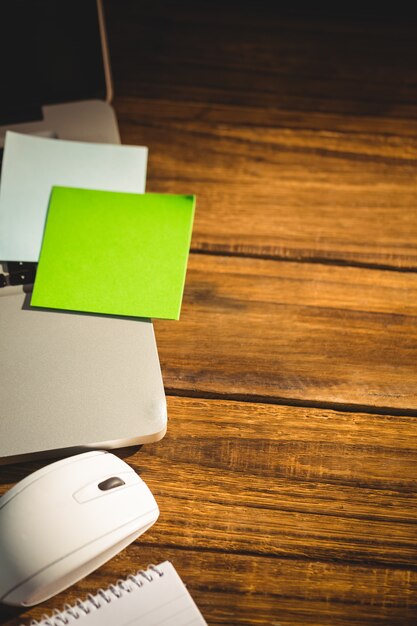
[31,188,196,320]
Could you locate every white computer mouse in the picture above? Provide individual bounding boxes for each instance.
[0,450,159,606]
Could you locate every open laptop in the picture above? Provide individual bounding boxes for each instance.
[0,0,167,464]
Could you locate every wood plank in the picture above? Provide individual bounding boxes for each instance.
[105,4,417,119]
[4,396,417,626]
[154,254,417,411]
[104,2,417,267]
[118,97,417,268]
[11,550,417,626]
[117,96,417,138]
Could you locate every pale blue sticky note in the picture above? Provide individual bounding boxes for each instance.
[0,131,148,262]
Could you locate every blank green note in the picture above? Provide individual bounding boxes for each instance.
[31,188,196,320]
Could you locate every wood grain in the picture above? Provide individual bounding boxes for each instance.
[105,3,417,118]
[116,96,417,269]
[104,2,417,268]
[154,253,417,411]
[3,396,417,626]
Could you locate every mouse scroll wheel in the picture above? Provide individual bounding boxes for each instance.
[98,476,126,491]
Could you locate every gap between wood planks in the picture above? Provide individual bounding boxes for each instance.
[164,389,417,419]
[191,247,417,274]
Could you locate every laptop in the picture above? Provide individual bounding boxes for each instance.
[0,0,167,464]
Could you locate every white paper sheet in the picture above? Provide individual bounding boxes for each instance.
[30,562,207,626]
[0,131,148,262]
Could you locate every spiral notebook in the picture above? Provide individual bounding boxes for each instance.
[24,562,207,626]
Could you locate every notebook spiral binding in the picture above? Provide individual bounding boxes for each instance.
[24,565,164,626]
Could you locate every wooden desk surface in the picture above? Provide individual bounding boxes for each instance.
[1,4,417,625]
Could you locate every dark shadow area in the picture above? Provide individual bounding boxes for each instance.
[0,445,142,483]
[104,1,417,119]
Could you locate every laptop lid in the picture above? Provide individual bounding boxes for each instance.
[0,0,111,126]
